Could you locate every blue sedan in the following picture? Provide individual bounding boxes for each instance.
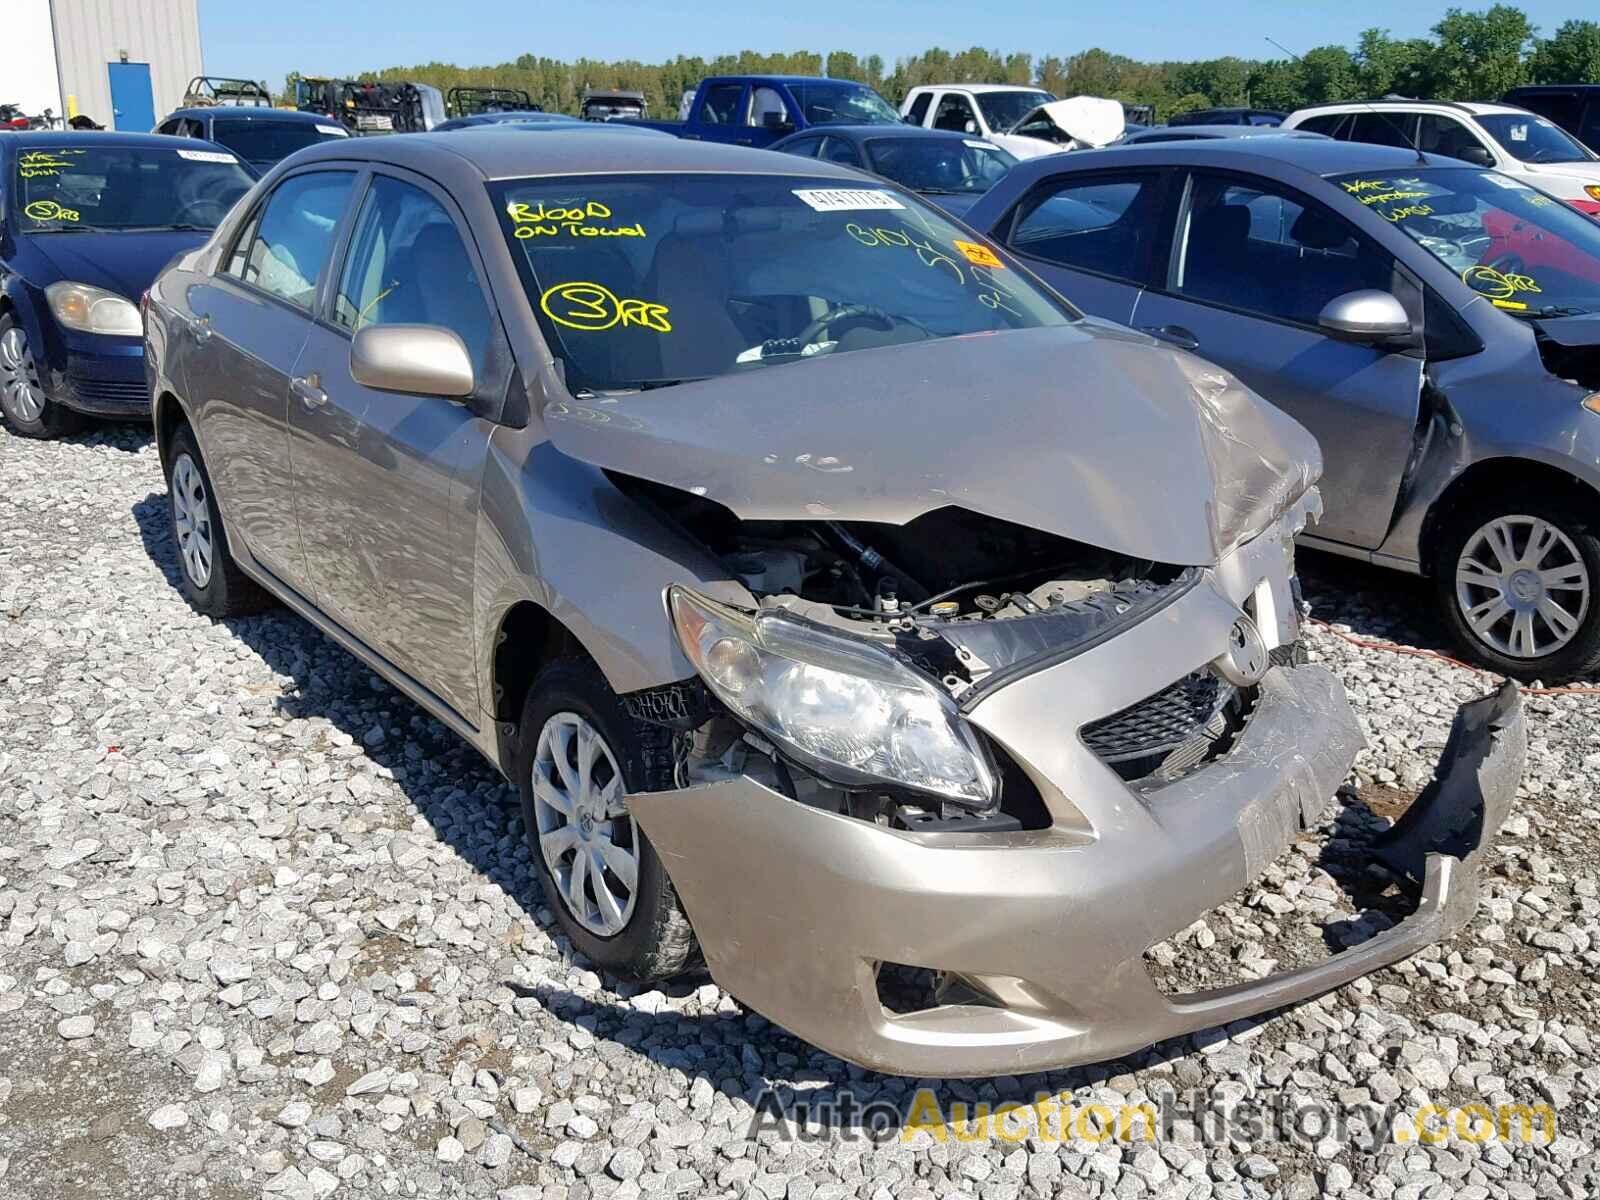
[769,124,1016,218]
[0,132,254,438]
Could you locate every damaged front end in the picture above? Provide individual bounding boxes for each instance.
[611,489,1524,1077]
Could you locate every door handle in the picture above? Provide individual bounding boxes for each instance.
[1139,324,1200,352]
[291,374,328,410]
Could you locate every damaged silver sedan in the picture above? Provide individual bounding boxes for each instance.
[143,132,1526,1076]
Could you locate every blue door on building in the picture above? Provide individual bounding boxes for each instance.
[108,62,155,131]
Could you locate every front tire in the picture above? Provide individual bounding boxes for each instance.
[165,425,271,617]
[1433,494,1600,682]
[0,313,84,439]
[516,659,698,980]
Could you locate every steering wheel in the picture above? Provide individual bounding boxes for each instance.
[173,198,227,227]
[793,304,896,346]
[1483,251,1527,275]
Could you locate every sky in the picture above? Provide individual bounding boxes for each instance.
[199,1,1585,94]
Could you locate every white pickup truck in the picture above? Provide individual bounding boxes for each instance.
[900,84,1125,160]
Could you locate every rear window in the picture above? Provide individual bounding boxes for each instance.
[209,120,347,164]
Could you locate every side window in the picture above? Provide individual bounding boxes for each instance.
[182,119,206,138]
[819,136,862,167]
[906,93,932,126]
[157,118,181,136]
[699,84,745,126]
[1347,112,1417,149]
[333,175,493,379]
[748,86,787,128]
[779,136,822,158]
[1175,173,1392,326]
[224,208,263,279]
[1295,113,1349,138]
[1007,173,1163,283]
[1417,115,1483,160]
[241,171,355,310]
[933,94,977,133]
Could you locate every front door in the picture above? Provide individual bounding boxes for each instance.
[185,169,358,590]
[107,62,155,131]
[288,170,499,719]
[1132,170,1424,550]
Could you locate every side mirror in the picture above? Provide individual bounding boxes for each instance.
[761,112,793,133]
[1456,144,1494,167]
[350,324,475,397]
[1317,290,1413,343]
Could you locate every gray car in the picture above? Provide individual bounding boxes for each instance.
[967,139,1600,681]
[144,131,1522,1076]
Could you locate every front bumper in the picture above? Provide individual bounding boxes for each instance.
[631,513,1525,1078]
[46,346,150,417]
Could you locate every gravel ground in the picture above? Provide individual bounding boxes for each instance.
[1,422,1597,1200]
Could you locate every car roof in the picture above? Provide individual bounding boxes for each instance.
[1125,125,1326,140]
[165,107,332,124]
[1028,137,1454,178]
[1291,99,1526,118]
[784,124,997,142]
[702,75,866,85]
[286,128,870,182]
[912,83,1049,94]
[0,130,211,152]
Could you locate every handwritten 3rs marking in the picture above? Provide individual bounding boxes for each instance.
[540,282,672,333]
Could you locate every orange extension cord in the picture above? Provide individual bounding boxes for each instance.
[1307,616,1600,697]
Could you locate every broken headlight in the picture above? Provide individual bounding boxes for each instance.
[669,587,996,808]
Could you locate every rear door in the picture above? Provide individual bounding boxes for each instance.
[1131,169,1424,550]
[991,168,1176,325]
[183,167,358,591]
[286,168,503,718]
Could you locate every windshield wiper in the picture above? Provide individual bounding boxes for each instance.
[574,378,706,397]
[1506,304,1591,319]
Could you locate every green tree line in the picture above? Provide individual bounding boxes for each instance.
[284,7,1600,121]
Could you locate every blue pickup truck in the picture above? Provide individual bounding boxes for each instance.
[632,75,905,147]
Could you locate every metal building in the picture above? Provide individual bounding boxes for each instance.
[7,0,203,131]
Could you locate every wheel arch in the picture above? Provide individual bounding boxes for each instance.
[152,389,189,473]
[1418,456,1600,576]
[489,599,591,772]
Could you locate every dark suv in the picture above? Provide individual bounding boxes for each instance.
[1503,85,1600,152]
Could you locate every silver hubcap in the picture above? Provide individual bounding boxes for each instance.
[170,453,214,588]
[1456,515,1590,659]
[532,712,639,937]
[0,326,46,424]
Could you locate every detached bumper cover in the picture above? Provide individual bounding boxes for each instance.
[628,669,1524,1077]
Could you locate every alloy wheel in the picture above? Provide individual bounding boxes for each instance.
[0,326,46,425]
[170,453,215,589]
[1455,514,1590,659]
[532,711,639,937]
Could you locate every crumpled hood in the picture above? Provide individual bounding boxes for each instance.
[1008,97,1125,148]
[23,230,207,301]
[544,322,1321,565]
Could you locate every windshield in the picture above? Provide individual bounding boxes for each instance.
[492,173,1071,392]
[209,120,346,163]
[13,145,253,232]
[864,137,1016,194]
[1476,113,1593,165]
[1331,167,1600,316]
[787,82,901,126]
[974,90,1054,132]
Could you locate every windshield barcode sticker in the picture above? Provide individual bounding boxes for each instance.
[964,140,998,151]
[176,149,237,163]
[792,188,904,213]
[316,124,348,136]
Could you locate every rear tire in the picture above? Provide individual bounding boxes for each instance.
[165,425,272,617]
[1432,493,1600,682]
[0,313,85,439]
[516,658,698,981]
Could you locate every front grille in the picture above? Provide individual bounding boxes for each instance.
[1083,672,1236,764]
[68,373,148,407]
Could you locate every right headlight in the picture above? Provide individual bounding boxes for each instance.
[46,282,142,336]
[669,587,996,808]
